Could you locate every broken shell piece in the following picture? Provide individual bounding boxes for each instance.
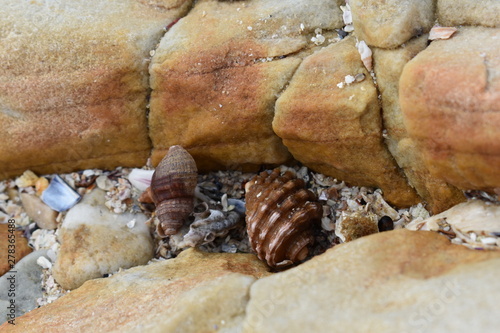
[406,200,500,234]
[95,175,114,191]
[429,26,457,40]
[138,186,154,204]
[128,169,154,192]
[245,168,322,268]
[356,40,372,71]
[181,209,242,248]
[15,170,39,188]
[41,175,81,212]
[335,211,379,242]
[151,145,198,236]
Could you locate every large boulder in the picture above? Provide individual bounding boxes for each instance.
[242,229,500,333]
[0,0,193,180]
[400,27,500,191]
[3,248,269,332]
[437,0,500,27]
[149,0,344,171]
[373,36,465,213]
[349,0,435,48]
[274,36,420,207]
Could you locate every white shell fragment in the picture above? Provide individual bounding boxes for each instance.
[407,200,500,234]
[181,209,242,248]
[36,255,52,269]
[41,175,81,212]
[356,40,372,71]
[128,169,154,191]
[95,175,114,191]
[429,26,457,40]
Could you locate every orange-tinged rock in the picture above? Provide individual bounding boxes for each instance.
[400,27,500,191]
[0,223,32,277]
[2,248,270,332]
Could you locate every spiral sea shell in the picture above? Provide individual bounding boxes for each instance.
[245,168,322,268]
[151,145,197,236]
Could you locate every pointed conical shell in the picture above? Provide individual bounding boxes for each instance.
[245,168,322,268]
[151,145,197,236]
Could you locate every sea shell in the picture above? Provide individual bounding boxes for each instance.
[181,202,242,247]
[40,175,81,212]
[356,40,372,71]
[429,26,457,40]
[151,145,198,236]
[245,168,322,268]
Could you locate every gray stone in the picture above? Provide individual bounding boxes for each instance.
[0,250,47,324]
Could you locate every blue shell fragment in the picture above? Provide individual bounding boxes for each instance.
[41,175,81,212]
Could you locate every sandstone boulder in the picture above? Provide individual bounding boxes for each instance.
[149,0,344,171]
[243,229,500,333]
[0,0,193,180]
[3,248,269,332]
[274,36,419,207]
[400,27,500,191]
[350,0,435,48]
[437,0,500,27]
[373,36,465,213]
[52,189,153,290]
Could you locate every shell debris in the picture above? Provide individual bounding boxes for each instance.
[356,40,372,71]
[429,26,457,40]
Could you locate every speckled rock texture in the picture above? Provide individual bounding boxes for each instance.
[437,0,500,27]
[349,0,435,48]
[0,250,47,324]
[149,0,344,171]
[0,0,193,180]
[400,27,500,191]
[243,230,500,333]
[2,248,270,333]
[52,189,153,290]
[373,36,465,214]
[274,36,419,207]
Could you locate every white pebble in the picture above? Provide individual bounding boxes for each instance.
[127,219,136,229]
[36,256,52,269]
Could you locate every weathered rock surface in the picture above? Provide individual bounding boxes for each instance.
[274,36,419,207]
[400,27,500,191]
[52,189,153,290]
[0,0,193,180]
[20,193,58,230]
[437,0,500,27]
[350,0,435,48]
[0,250,47,324]
[149,0,344,171]
[243,229,500,333]
[0,223,32,277]
[3,248,269,332]
[373,36,465,214]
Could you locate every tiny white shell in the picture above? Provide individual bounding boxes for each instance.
[356,40,372,71]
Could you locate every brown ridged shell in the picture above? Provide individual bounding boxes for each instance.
[151,145,197,236]
[245,168,322,268]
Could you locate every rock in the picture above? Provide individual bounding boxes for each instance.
[0,0,193,180]
[437,0,500,27]
[335,211,379,242]
[149,0,344,171]
[3,248,270,332]
[52,189,153,290]
[242,229,500,332]
[400,27,500,191]
[372,35,465,214]
[273,36,420,207]
[349,0,435,48]
[0,223,32,277]
[0,250,48,325]
[20,193,58,230]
